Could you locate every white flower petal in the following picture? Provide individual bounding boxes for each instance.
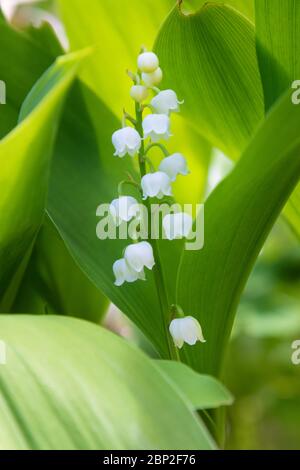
[169,316,205,348]
[109,196,139,225]
[163,213,193,240]
[159,153,190,181]
[151,90,182,115]
[113,258,143,286]
[112,127,141,158]
[141,172,172,199]
[142,114,171,143]
[124,241,155,273]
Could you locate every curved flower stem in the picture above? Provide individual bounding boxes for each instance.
[144,142,170,158]
[135,102,178,361]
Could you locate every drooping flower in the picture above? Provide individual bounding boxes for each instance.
[158,153,190,182]
[112,127,141,157]
[141,171,172,199]
[124,241,155,273]
[113,258,145,286]
[163,212,193,240]
[109,196,140,226]
[142,67,163,86]
[151,90,183,115]
[137,51,159,73]
[142,114,171,142]
[169,317,206,349]
[130,85,149,103]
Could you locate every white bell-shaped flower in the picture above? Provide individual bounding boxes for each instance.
[109,196,140,226]
[151,90,182,115]
[130,85,149,103]
[112,127,141,157]
[137,52,159,73]
[169,316,206,349]
[141,171,172,199]
[142,67,163,86]
[159,153,190,182]
[124,241,155,273]
[142,114,171,143]
[113,258,145,286]
[163,212,193,240]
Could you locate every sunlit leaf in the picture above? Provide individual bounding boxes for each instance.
[0,315,215,450]
[177,91,300,375]
[0,50,82,309]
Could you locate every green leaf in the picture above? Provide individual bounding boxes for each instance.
[155,2,264,159]
[177,91,300,376]
[255,0,300,238]
[0,51,82,309]
[0,17,56,137]
[255,0,300,111]
[0,315,215,450]
[157,361,233,409]
[180,1,254,20]
[12,216,108,322]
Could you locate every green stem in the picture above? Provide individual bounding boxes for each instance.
[144,142,170,157]
[135,102,178,361]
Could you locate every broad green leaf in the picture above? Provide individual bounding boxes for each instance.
[155,3,264,159]
[0,19,110,319]
[255,0,300,111]
[0,315,215,450]
[0,51,82,308]
[157,361,233,409]
[177,91,300,376]
[12,216,108,322]
[255,0,300,238]
[0,17,56,137]
[181,1,254,20]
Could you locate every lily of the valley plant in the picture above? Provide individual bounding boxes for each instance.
[110,50,203,353]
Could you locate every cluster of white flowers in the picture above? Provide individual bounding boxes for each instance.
[108,50,204,350]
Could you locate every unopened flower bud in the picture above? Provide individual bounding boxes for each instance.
[130,85,149,103]
[142,67,163,86]
[138,52,159,73]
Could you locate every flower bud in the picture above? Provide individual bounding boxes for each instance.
[142,67,163,86]
[169,316,206,349]
[142,114,171,142]
[141,171,172,199]
[137,52,159,73]
[113,258,145,286]
[112,127,141,157]
[109,196,140,226]
[130,85,149,103]
[158,153,190,182]
[163,212,193,240]
[151,89,182,115]
[124,241,155,272]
